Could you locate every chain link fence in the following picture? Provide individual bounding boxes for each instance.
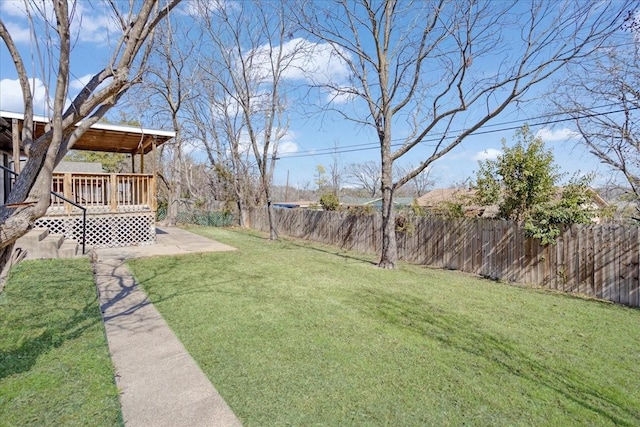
[157,205,236,227]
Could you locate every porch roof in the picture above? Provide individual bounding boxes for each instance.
[0,111,175,155]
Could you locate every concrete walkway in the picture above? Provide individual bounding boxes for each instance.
[93,227,242,427]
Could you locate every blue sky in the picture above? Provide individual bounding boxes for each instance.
[0,1,632,192]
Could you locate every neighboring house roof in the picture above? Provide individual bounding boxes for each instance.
[585,188,609,209]
[342,196,414,206]
[417,188,498,218]
[415,188,476,208]
[55,161,103,173]
[340,196,374,206]
[416,187,608,219]
[393,197,415,206]
[273,200,315,208]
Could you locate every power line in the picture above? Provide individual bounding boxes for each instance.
[278,104,638,160]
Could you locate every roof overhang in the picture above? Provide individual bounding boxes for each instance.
[0,111,175,155]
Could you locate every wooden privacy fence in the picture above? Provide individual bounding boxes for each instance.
[248,209,640,308]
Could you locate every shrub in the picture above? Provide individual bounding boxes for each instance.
[320,193,340,211]
[347,204,375,216]
[523,177,597,245]
[435,201,465,218]
[395,211,416,235]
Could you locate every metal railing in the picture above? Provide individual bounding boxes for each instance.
[0,165,86,254]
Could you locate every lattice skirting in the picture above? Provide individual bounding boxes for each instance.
[35,212,156,248]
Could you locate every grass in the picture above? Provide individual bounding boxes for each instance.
[0,258,121,427]
[128,226,640,426]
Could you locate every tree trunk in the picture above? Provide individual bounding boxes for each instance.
[166,195,178,226]
[239,205,250,228]
[0,243,17,292]
[379,153,397,268]
[265,186,278,240]
[165,155,180,227]
[234,172,248,228]
[237,194,248,228]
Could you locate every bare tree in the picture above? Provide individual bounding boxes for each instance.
[184,44,257,227]
[185,81,261,226]
[347,161,380,198]
[550,36,640,212]
[396,163,435,198]
[325,141,346,197]
[296,0,629,268]
[0,0,181,272]
[192,0,308,239]
[139,14,198,226]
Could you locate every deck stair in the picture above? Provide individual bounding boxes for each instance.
[14,227,80,260]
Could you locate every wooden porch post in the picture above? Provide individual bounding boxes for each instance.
[2,154,10,203]
[110,173,118,212]
[131,154,135,174]
[63,173,73,213]
[12,119,20,174]
[152,137,157,176]
[151,138,157,211]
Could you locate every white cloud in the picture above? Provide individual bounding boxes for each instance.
[181,0,238,17]
[69,73,111,93]
[208,91,270,121]
[326,87,358,104]
[473,148,501,161]
[284,40,351,84]
[70,74,94,91]
[71,3,121,43]
[0,1,120,45]
[0,78,51,115]
[2,74,118,119]
[3,21,31,43]
[240,38,353,108]
[243,38,351,87]
[0,1,33,17]
[536,127,581,142]
[236,129,299,157]
[276,133,299,155]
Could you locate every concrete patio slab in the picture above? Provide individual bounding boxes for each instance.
[93,227,241,427]
[96,226,236,260]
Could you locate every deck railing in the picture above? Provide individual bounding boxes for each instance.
[0,165,87,253]
[50,172,156,214]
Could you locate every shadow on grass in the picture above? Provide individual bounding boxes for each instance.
[355,288,640,426]
[126,255,252,307]
[0,297,101,381]
[190,226,377,265]
[287,240,378,266]
[189,226,265,243]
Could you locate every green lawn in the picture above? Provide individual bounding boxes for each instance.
[129,227,640,426]
[0,258,121,427]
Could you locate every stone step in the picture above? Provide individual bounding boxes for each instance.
[14,228,84,260]
[14,228,49,259]
[30,234,65,259]
[59,240,79,258]
[16,227,50,246]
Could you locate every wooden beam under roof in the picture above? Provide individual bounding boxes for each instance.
[0,111,175,156]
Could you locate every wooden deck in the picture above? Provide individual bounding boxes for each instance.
[49,172,156,214]
[27,172,159,248]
